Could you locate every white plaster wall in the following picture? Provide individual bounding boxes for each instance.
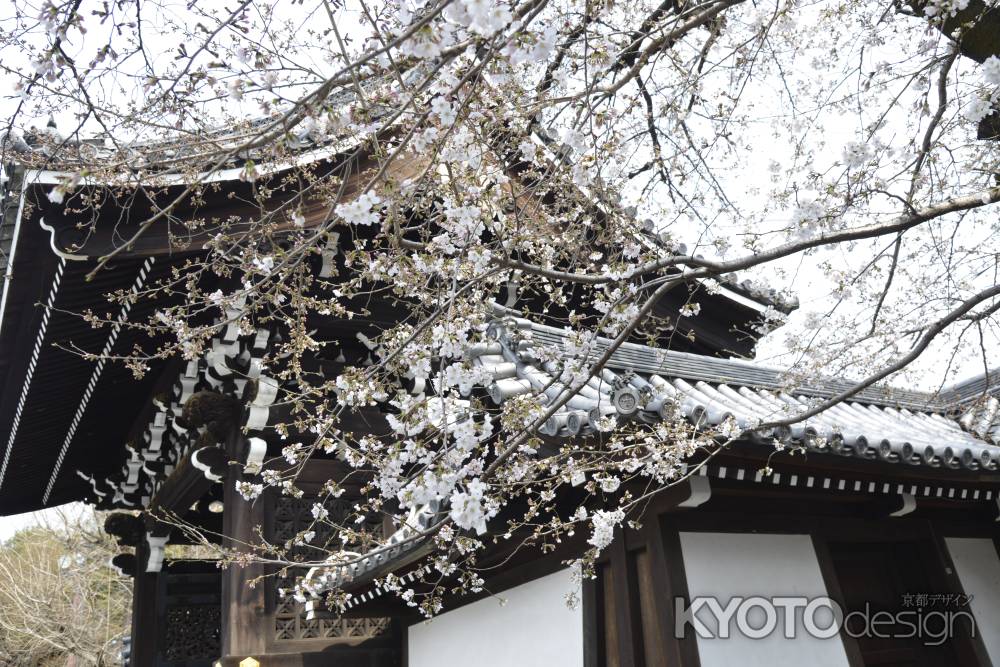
[945,537,1000,663]
[407,568,583,667]
[679,531,850,667]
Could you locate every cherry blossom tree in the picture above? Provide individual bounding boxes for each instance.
[1,0,999,615]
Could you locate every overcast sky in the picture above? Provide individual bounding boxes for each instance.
[0,503,84,542]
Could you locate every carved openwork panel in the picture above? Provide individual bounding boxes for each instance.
[163,604,222,661]
[272,496,389,643]
[274,616,392,644]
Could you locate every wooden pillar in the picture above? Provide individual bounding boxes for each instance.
[220,429,270,660]
[130,540,160,666]
[609,533,643,665]
[649,517,701,667]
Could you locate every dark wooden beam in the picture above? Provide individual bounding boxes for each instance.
[104,512,144,548]
[656,517,701,667]
[810,533,866,667]
[221,426,270,661]
[609,530,643,666]
[146,445,223,536]
[129,540,160,666]
[640,516,685,667]
[715,442,1000,486]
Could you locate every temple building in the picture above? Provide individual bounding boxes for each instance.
[2,70,1000,667]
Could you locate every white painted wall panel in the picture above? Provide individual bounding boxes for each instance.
[945,537,1000,663]
[679,531,850,667]
[408,568,583,667]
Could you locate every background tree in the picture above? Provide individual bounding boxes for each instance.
[0,508,132,666]
[1,0,999,615]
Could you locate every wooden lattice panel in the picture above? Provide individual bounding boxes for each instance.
[164,604,222,661]
[272,496,390,643]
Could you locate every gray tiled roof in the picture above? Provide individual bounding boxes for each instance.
[946,370,1000,406]
[470,314,1000,471]
[297,313,1000,607]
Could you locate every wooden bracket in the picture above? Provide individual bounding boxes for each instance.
[678,475,712,509]
[889,492,917,517]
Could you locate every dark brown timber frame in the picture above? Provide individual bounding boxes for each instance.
[577,467,1000,667]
